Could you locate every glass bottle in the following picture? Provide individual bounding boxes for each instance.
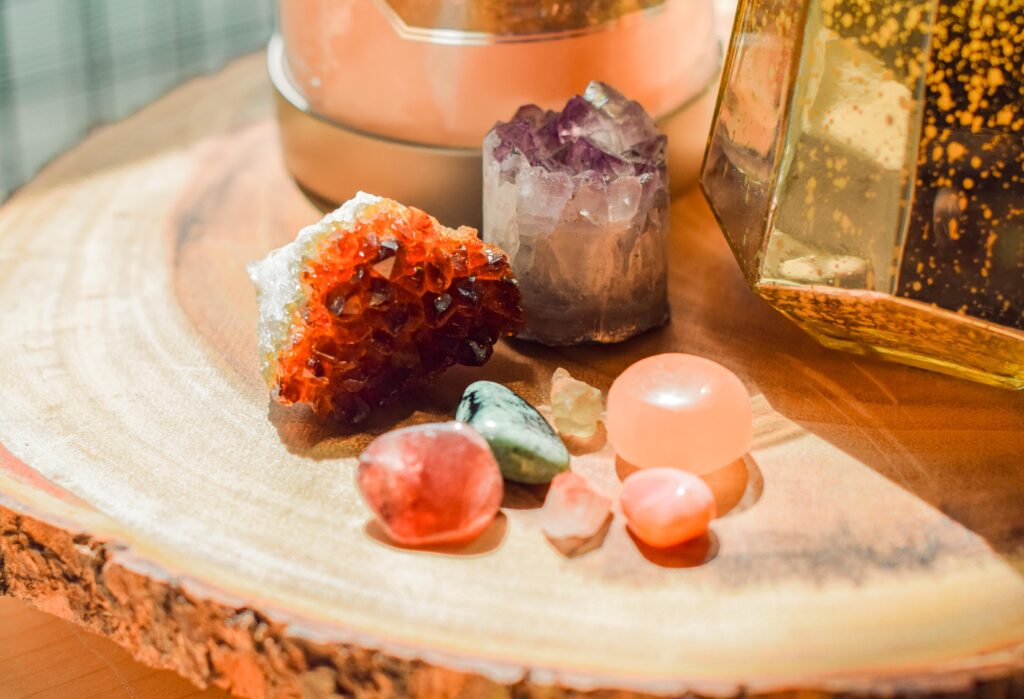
[702,0,1023,389]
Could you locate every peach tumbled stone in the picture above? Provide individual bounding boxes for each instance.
[620,468,716,548]
[606,353,752,474]
[357,422,503,546]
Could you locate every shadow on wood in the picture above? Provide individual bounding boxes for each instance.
[364,514,508,557]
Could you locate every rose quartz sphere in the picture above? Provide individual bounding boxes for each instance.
[620,468,716,548]
[357,422,503,546]
[606,353,752,474]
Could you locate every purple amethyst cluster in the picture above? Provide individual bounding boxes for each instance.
[490,83,667,187]
[483,81,669,346]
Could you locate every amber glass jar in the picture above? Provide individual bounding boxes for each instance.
[703,0,1023,389]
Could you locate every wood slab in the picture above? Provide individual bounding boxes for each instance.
[0,54,1022,698]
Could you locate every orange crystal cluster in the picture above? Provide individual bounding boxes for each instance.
[275,202,523,422]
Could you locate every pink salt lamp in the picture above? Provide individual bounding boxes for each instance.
[357,422,503,546]
[606,354,752,474]
[620,468,716,548]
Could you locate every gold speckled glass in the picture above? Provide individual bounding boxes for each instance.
[702,0,1023,389]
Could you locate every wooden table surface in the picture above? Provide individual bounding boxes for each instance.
[0,597,230,698]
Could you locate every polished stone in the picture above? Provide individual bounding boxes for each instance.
[606,353,752,474]
[357,422,503,546]
[620,468,715,548]
[456,381,570,484]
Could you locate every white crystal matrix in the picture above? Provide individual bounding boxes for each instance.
[246,191,384,386]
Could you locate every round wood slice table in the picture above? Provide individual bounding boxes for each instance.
[0,54,1022,699]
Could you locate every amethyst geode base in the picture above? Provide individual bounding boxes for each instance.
[483,81,669,346]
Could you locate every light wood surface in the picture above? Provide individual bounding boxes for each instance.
[0,54,1022,698]
[0,596,230,698]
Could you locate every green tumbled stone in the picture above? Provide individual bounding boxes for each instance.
[455,381,570,484]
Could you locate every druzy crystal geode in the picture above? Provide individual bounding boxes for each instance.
[248,193,523,422]
[483,82,670,346]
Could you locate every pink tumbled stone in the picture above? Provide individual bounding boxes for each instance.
[357,422,503,546]
[620,468,716,548]
[541,472,613,541]
[606,353,752,474]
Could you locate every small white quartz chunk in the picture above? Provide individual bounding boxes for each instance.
[550,367,604,439]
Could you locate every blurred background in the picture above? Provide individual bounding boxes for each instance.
[0,0,275,200]
[0,0,739,202]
